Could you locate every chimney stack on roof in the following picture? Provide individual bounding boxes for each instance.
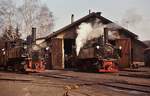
[89,9,91,14]
[96,12,101,16]
[71,14,74,23]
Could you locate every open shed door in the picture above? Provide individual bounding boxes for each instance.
[51,38,64,69]
[116,38,131,68]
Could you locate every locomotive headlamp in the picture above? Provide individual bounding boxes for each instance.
[119,46,122,50]
[46,47,49,50]
[2,48,5,51]
[24,45,27,49]
[96,45,100,49]
[2,48,5,55]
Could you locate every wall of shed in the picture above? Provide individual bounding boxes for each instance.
[119,32,145,62]
[0,41,5,49]
[50,38,64,69]
[132,40,145,62]
[144,49,150,67]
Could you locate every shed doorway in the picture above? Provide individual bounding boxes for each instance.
[64,39,76,69]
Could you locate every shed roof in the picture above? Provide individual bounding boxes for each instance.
[46,12,138,39]
[134,39,148,48]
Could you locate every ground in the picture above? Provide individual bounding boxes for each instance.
[0,68,150,96]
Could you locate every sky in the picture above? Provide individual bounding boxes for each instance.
[42,0,150,40]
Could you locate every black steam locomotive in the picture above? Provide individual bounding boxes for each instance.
[73,28,121,72]
[76,41,120,72]
[0,28,45,72]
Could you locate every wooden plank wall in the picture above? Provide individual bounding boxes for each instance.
[132,41,145,62]
[51,38,64,69]
[116,38,131,68]
[0,47,22,65]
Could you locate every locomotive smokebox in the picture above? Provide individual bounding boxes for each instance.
[104,28,109,44]
[32,27,36,43]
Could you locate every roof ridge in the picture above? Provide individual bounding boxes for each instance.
[46,12,138,39]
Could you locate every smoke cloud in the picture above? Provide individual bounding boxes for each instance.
[108,30,120,40]
[76,23,92,56]
[76,21,104,55]
[105,23,122,40]
[120,8,143,29]
[105,23,122,30]
[76,21,122,55]
[120,8,150,40]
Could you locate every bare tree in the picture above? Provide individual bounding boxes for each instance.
[0,0,54,40]
[0,0,16,26]
[0,0,19,41]
[18,0,53,38]
[18,0,40,38]
[2,26,20,41]
[36,4,53,37]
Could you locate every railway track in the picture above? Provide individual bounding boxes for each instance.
[97,82,150,93]
[1,72,150,96]
[63,82,150,96]
[2,75,150,94]
[35,73,150,95]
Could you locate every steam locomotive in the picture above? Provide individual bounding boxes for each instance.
[0,28,45,72]
[74,28,121,72]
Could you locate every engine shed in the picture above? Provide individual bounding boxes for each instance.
[45,12,148,70]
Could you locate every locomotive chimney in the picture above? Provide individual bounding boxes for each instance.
[71,14,74,23]
[104,28,109,44]
[32,27,36,43]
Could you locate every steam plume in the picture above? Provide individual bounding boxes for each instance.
[76,21,104,55]
[108,30,120,40]
[120,8,150,40]
[105,23,122,30]
[105,23,122,40]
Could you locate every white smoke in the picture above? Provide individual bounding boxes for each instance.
[76,22,104,55]
[105,23,122,40]
[108,30,120,40]
[120,8,150,40]
[76,23,92,56]
[105,23,122,30]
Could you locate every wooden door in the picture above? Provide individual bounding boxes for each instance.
[51,38,64,69]
[116,39,131,68]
